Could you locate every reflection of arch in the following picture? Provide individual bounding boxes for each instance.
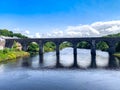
[22,57,32,67]
[59,41,74,67]
[95,41,109,68]
[77,41,91,68]
[42,41,56,67]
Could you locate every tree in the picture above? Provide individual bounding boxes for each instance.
[27,42,39,53]
[0,29,28,38]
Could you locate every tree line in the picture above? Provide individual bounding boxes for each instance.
[0,29,28,38]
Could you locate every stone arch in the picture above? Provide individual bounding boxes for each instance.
[96,40,109,51]
[43,41,56,52]
[5,39,14,48]
[114,40,120,67]
[59,41,74,67]
[59,41,73,50]
[95,40,109,68]
[77,41,91,49]
[42,41,57,67]
[27,42,39,54]
[76,41,91,68]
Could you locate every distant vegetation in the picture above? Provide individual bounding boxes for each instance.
[104,33,120,37]
[0,29,28,38]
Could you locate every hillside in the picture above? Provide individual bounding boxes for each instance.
[0,29,28,38]
[104,33,120,37]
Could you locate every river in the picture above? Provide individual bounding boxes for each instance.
[0,48,120,90]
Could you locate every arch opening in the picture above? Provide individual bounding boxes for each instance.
[12,41,22,51]
[43,41,56,67]
[26,42,39,68]
[27,42,39,55]
[96,41,109,68]
[77,41,91,68]
[114,41,120,67]
[59,41,73,67]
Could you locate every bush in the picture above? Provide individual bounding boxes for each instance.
[3,48,10,54]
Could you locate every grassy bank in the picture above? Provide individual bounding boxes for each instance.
[0,48,30,62]
[114,53,120,58]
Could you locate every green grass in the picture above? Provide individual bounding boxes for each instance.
[114,53,120,58]
[0,48,30,62]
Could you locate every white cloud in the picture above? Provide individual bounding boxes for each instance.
[43,20,120,38]
[12,20,120,38]
[34,33,41,38]
[24,30,30,35]
[13,28,32,37]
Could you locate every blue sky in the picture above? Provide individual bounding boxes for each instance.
[0,0,120,37]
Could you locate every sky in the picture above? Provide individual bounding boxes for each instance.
[1,0,120,37]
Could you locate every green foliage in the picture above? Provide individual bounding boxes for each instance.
[60,42,72,50]
[103,33,120,52]
[0,29,13,37]
[44,42,56,52]
[0,48,29,62]
[77,41,90,49]
[96,41,109,51]
[13,33,28,38]
[3,48,10,54]
[104,33,120,37]
[0,29,28,38]
[12,41,17,49]
[12,41,22,51]
[27,42,39,54]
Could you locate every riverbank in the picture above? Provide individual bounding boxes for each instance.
[114,53,120,59]
[0,48,30,62]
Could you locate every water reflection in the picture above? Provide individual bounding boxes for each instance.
[0,48,111,70]
[96,50,109,67]
[60,48,74,67]
[44,52,56,67]
[0,48,120,90]
[77,49,91,68]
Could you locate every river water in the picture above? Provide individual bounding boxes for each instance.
[0,48,120,90]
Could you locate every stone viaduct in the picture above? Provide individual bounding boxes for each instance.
[4,37,120,68]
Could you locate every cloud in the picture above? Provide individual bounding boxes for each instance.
[13,28,30,35]
[12,20,120,38]
[24,30,30,35]
[34,33,41,38]
[43,20,120,38]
